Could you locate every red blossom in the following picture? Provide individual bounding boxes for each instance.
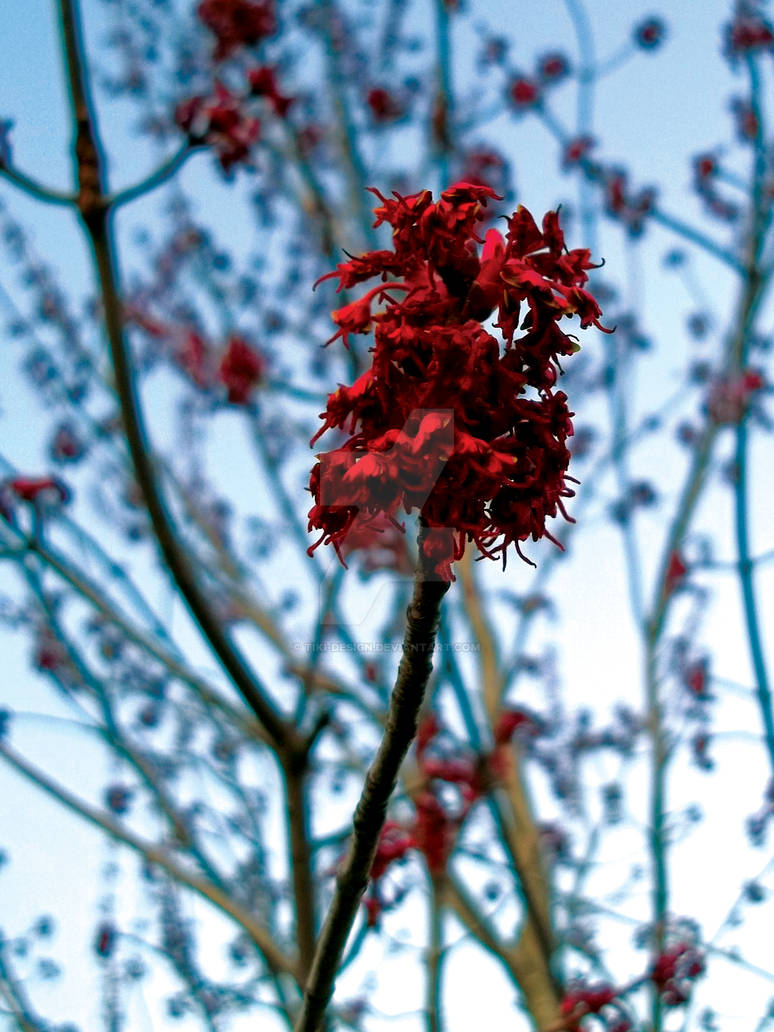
[731,97,759,141]
[509,76,540,108]
[494,707,538,745]
[693,153,717,185]
[248,65,294,117]
[370,820,415,881]
[413,791,456,874]
[650,942,705,1005]
[664,550,688,596]
[366,87,404,123]
[8,475,69,505]
[603,169,657,236]
[177,330,212,388]
[94,921,116,959]
[684,658,710,699]
[218,335,264,404]
[175,84,260,172]
[560,983,617,1026]
[33,630,68,674]
[725,10,774,56]
[707,369,764,423]
[538,52,570,82]
[634,16,666,49]
[197,0,276,60]
[562,135,595,169]
[49,423,86,464]
[308,184,607,580]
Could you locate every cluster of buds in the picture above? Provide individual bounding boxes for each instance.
[197,0,276,60]
[650,941,705,1006]
[363,715,485,924]
[706,369,764,424]
[131,311,265,405]
[692,152,739,222]
[366,87,405,124]
[217,335,265,404]
[0,475,70,523]
[559,983,618,1029]
[508,50,571,113]
[730,96,760,141]
[603,169,657,237]
[724,3,774,59]
[175,84,261,172]
[177,0,291,174]
[308,182,608,580]
[633,16,667,49]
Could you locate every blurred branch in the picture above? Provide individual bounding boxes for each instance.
[426,874,445,1032]
[732,54,774,776]
[457,552,560,1026]
[0,950,49,1032]
[538,106,745,275]
[432,0,454,187]
[26,537,268,742]
[0,738,298,981]
[318,0,379,248]
[108,143,197,208]
[21,557,222,878]
[0,160,76,207]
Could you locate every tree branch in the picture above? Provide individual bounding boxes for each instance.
[293,547,450,1032]
[56,0,293,749]
[0,739,298,981]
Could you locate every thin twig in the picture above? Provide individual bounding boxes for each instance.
[0,739,297,980]
[0,161,75,206]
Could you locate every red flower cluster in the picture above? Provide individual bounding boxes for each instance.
[707,369,764,423]
[538,52,570,83]
[664,550,688,597]
[562,135,596,171]
[509,76,541,110]
[7,475,69,504]
[49,422,86,464]
[725,6,774,57]
[366,87,404,123]
[650,942,704,1006]
[175,84,260,172]
[308,183,608,580]
[731,96,760,141]
[218,335,265,404]
[248,65,294,118]
[1,475,69,523]
[363,715,484,924]
[559,983,617,1028]
[603,170,657,236]
[197,0,276,60]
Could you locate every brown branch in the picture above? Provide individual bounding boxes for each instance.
[282,759,318,981]
[293,552,450,1032]
[56,0,293,751]
[458,552,560,1026]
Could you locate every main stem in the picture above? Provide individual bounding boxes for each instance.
[293,550,450,1032]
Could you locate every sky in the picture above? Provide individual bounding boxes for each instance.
[1,0,774,1030]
